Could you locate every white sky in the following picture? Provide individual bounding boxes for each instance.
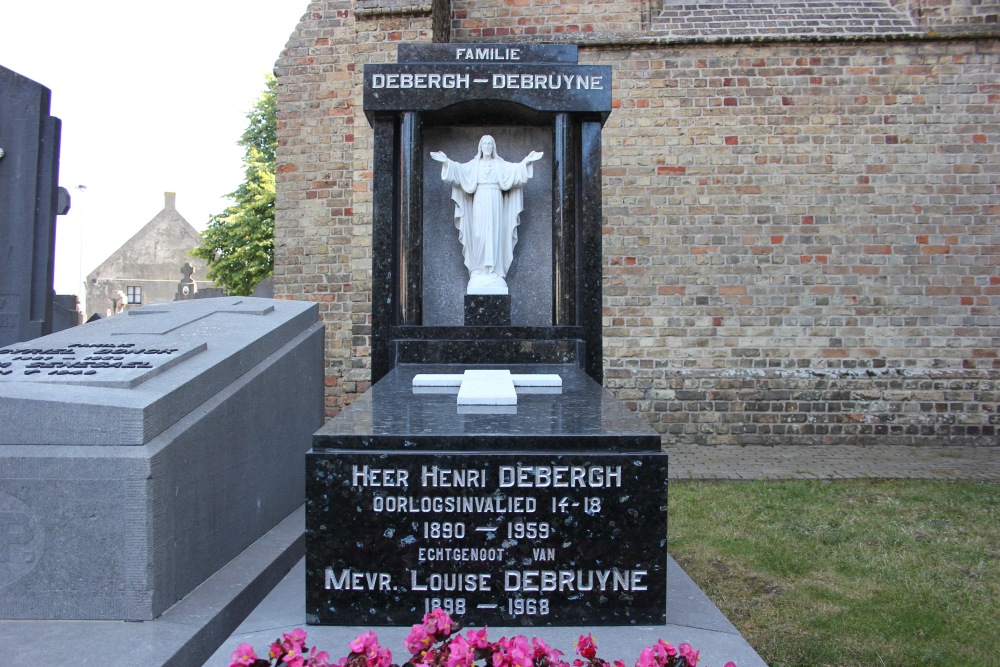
[1,1,307,307]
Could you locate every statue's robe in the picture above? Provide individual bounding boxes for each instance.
[439,155,533,281]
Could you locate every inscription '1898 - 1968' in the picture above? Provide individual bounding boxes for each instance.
[306,452,668,626]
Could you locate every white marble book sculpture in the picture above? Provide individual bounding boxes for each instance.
[413,369,562,405]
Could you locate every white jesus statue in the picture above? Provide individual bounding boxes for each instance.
[431,135,543,295]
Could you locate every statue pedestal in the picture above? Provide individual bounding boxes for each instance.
[465,294,511,326]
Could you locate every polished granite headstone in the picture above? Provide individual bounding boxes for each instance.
[0,298,324,620]
[307,365,665,627]
[464,295,511,326]
[364,44,611,383]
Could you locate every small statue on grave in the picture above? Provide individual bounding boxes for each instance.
[431,135,543,295]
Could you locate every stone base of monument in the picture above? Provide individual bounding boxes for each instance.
[0,298,324,621]
[306,364,666,626]
[464,295,511,326]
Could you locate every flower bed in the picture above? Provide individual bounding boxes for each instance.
[228,609,735,667]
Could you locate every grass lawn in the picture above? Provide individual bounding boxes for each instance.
[668,480,999,667]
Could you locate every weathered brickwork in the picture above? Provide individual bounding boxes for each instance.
[274,0,999,444]
[274,1,435,414]
[653,0,920,40]
[593,39,999,443]
[451,0,647,38]
[896,0,999,33]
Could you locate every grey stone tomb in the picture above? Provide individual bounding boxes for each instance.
[0,297,324,620]
[0,66,72,347]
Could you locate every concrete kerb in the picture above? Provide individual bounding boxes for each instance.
[664,444,1000,482]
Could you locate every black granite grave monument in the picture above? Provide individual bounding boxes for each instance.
[0,66,72,347]
[307,44,667,627]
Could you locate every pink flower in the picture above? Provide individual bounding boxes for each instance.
[284,628,309,652]
[350,630,379,654]
[425,608,455,639]
[614,661,626,667]
[465,626,490,650]
[575,634,597,660]
[270,641,286,661]
[531,637,567,667]
[677,643,699,667]
[307,647,332,667]
[404,624,432,655]
[284,643,306,666]
[229,642,258,667]
[494,635,533,667]
[447,635,476,667]
[724,663,738,667]
[368,644,393,667]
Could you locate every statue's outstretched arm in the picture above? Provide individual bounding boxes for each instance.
[430,151,449,163]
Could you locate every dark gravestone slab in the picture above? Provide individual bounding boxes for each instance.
[307,451,667,626]
[464,295,511,326]
[0,66,65,346]
[311,365,659,452]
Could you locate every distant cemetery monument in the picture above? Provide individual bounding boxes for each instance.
[86,192,217,319]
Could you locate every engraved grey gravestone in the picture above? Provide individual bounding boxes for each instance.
[0,65,71,347]
[0,297,325,620]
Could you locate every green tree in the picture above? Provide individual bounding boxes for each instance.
[193,75,276,295]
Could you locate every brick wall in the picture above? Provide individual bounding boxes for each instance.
[592,40,999,443]
[896,0,1000,32]
[274,1,435,414]
[274,1,999,444]
[451,0,647,38]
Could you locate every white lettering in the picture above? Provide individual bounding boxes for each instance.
[325,568,391,591]
[499,466,623,488]
[456,47,521,61]
[411,570,491,592]
[352,465,409,488]
[504,569,648,592]
[371,72,468,90]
